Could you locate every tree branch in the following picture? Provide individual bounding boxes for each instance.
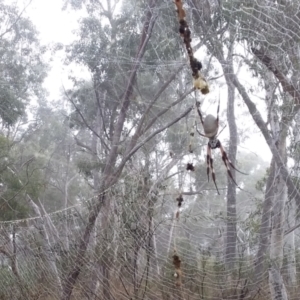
[252,47,300,109]
[124,38,204,159]
[229,72,300,207]
[124,64,185,156]
[66,89,111,152]
[251,47,300,206]
[285,222,300,236]
[103,0,158,180]
[110,105,193,186]
[143,88,194,134]
[74,136,95,154]
[61,2,159,299]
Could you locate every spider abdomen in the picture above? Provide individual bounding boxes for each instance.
[203,114,219,137]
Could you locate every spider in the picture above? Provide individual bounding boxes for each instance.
[195,99,247,194]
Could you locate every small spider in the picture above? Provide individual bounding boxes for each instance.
[186,163,195,171]
[176,194,184,207]
[195,99,247,194]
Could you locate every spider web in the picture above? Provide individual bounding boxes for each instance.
[0,0,300,299]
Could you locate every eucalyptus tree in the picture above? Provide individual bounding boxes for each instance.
[0,2,73,297]
[26,103,86,212]
[0,0,50,223]
[0,105,79,298]
[185,0,300,298]
[60,0,201,298]
[229,2,300,298]
[0,0,47,127]
[0,0,49,222]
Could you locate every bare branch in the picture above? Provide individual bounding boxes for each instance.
[124,65,184,154]
[103,0,159,178]
[229,72,300,207]
[65,88,110,152]
[61,2,159,299]
[285,222,300,236]
[143,88,194,134]
[110,105,193,186]
[74,136,95,154]
[252,47,300,111]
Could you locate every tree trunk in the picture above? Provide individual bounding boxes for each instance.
[224,77,237,271]
[269,172,288,300]
[151,218,160,276]
[0,226,29,299]
[27,195,63,298]
[284,199,297,285]
[254,71,278,282]
[89,104,106,300]
[254,158,275,280]
[268,97,288,300]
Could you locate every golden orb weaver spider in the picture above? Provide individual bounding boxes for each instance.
[195,99,247,194]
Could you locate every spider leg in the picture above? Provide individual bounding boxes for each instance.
[216,124,226,138]
[228,159,249,175]
[196,127,206,137]
[195,118,208,137]
[228,161,248,175]
[216,95,220,124]
[219,144,248,175]
[206,144,210,182]
[196,101,205,126]
[218,143,242,187]
[207,144,220,195]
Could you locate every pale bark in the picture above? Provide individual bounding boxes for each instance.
[166,214,177,256]
[269,172,288,300]
[250,49,300,206]
[224,58,238,272]
[151,218,160,276]
[62,146,76,252]
[231,73,291,300]
[0,226,29,299]
[38,198,61,245]
[27,195,63,298]
[265,72,288,300]
[228,72,300,205]
[269,266,288,300]
[284,199,297,285]
[254,158,276,281]
[90,104,107,300]
[282,113,300,286]
[6,167,62,298]
[254,72,278,281]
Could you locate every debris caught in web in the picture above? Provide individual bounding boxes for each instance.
[174,0,209,94]
[173,251,183,287]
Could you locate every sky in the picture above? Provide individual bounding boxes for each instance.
[24,0,79,45]
[19,0,272,163]
[22,0,88,100]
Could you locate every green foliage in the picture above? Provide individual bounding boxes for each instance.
[67,83,98,130]
[0,88,24,126]
[0,1,47,126]
[0,158,46,221]
[76,157,103,178]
